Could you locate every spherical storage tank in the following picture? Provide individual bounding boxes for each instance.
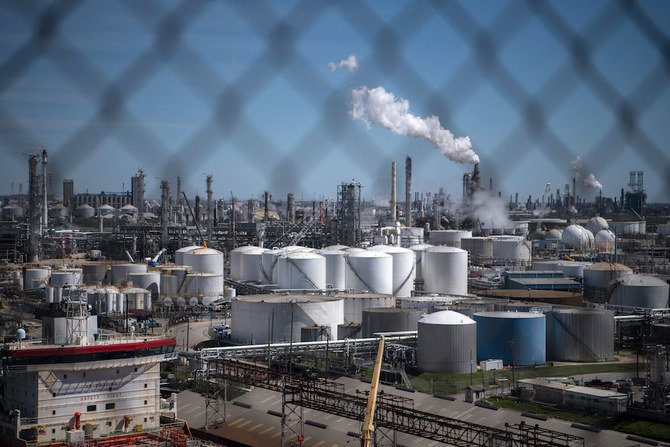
[229,246,259,280]
[473,311,546,366]
[238,247,267,283]
[111,263,148,286]
[345,251,393,294]
[362,308,422,337]
[408,244,433,281]
[428,230,472,248]
[594,230,616,252]
[183,247,224,276]
[317,249,347,289]
[341,293,396,324]
[546,308,614,362]
[609,274,669,309]
[418,311,476,374]
[422,246,468,296]
[585,216,609,236]
[368,245,416,297]
[231,294,344,344]
[277,252,326,290]
[561,225,593,250]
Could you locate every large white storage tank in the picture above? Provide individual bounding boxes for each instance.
[160,267,189,297]
[428,230,472,248]
[344,250,393,295]
[400,227,424,246]
[111,263,148,286]
[238,247,267,283]
[417,311,476,374]
[175,245,201,265]
[368,245,416,297]
[423,246,468,296]
[229,246,260,280]
[185,273,224,298]
[51,269,83,287]
[231,295,344,344]
[317,249,347,289]
[491,236,531,262]
[340,293,396,324]
[561,225,593,250]
[260,246,306,284]
[585,216,609,236]
[594,230,616,252]
[408,244,433,282]
[361,308,423,337]
[583,262,633,302]
[461,237,494,265]
[128,272,161,298]
[277,252,326,290]
[609,274,669,309]
[183,247,224,276]
[25,268,51,289]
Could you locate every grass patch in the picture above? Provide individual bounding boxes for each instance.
[609,419,670,442]
[484,396,609,426]
[411,362,639,395]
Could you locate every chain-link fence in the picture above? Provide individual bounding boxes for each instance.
[1,0,669,202]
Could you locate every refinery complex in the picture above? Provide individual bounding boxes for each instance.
[0,148,668,447]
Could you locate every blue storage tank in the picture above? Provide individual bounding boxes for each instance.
[473,311,546,366]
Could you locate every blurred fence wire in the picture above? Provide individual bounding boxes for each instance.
[1,0,669,200]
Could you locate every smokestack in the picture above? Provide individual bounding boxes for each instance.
[489,177,493,193]
[206,175,213,244]
[287,193,295,224]
[160,180,169,248]
[247,198,254,222]
[472,162,481,191]
[176,176,183,224]
[263,191,270,221]
[390,161,397,223]
[41,149,48,232]
[515,192,519,205]
[572,177,576,206]
[405,156,412,226]
[194,195,200,222]
[28,155,40,262]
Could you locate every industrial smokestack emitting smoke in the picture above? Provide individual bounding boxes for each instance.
[571,155,603,190]
[350,86,479,165]
[328,54,358,73]
[583,173,602,190]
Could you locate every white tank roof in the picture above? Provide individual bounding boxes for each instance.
[368,245,413,254]
[618,274,668,287]
[419,310,474,325]
[187,247,223,255]
[283,251,324,260]
[347,250,391,259]
[426,245,466,254]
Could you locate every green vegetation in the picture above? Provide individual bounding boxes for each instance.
[609,419,670,442]
[484,396,610,426]
[410,362,639,395]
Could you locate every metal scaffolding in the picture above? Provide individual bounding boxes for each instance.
[336,181,361,247]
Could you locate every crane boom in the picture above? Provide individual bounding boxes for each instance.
[361,335,385,447]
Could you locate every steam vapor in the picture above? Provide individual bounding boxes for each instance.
[571,155,603,189]
[583,173,602,190]
[350,86,479,165]
[461,190,512,229]
[328,54,358,73]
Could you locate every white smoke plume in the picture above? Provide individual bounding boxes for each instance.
[461,190,512,229]
[571,155,602,189]
[328,54,358,73]
[583,173,603,189]
[350,86,480,165]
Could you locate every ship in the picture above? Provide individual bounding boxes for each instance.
[0,293,211,447]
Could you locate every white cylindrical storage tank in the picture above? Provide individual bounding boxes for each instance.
[609,274,669,309]
[183,247,224,276]
[556,261,591,279]
[409,244,433,282]
[341,293,396,324]
[160,274,177,297]
[583,262,633,302]
[324,244,349,251]
[45,287,54,303]
[111,263,148,286]
[418,311,477,374]
[561,225,592,250]
[128,272,160,297]
[423,246,468,296]
[25,268,51,289]
[238,247,267,283]
[51,269,83,287]
[344,251,393,295]
[461,237,493,265]
[186,273,224,298]
[231,295,344,344]
[491,236,532,262]
[361,308,423,337]
[229,246,259,280]
[474,311,546,366]
[75,204,95,219]
[318,249,347,289]
[175,245,201,265]
[277,252,326,290]
[546,308,614,362]
[82,263,108,284]
[400,227,424,246]
[594,229,616,252]
[368,245,416,297]
[428,230,472,248]
[260,246,307,284]
[116,293,125,313]
[106,292,117,314]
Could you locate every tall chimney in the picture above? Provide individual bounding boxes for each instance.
[41,149,48,232]
[28,155,40,262]
[176,176,183,224]
[160,180,169,248]
[572,177,577,206]
[263,191,270,221]
[390,161,397,223]
[405,156,412,226]
[194,195,200,222]
[489,177,493,193]
[287,193,295,224]
[206,175,213,244]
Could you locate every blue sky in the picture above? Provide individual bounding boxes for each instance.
[1,0,669,204]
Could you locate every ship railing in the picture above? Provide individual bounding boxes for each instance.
[19,416,40,426]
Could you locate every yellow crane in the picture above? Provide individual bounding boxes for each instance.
[361,335,385,447]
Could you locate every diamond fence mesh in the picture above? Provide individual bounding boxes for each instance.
[1,0,669,202]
